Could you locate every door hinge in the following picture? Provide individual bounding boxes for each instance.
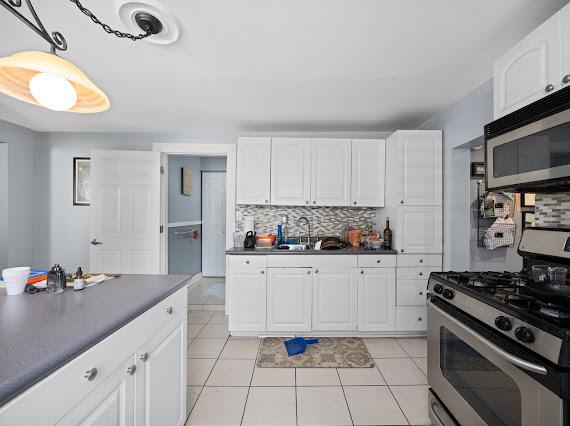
[160,225,164,233]
[160,166,165,175]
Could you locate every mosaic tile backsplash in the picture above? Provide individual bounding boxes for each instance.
[535,193,570,227]
[235,205,378,236]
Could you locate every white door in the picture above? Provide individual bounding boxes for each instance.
[236,137,271,205]
[395,206,442,254]
[312,268,357,331]
[90,150,161,274]
[271,138,311,206]
[202,172,226,277]
[267,268,312,332]
[56,356,136,426]
[351,139,385,207]
[228,268,267,332]
[561,3,570,89]
[135,313,186,426]
[493,14,562,119]
[396,131,442,206]
[357,268,396,332]
[311,139,351,206]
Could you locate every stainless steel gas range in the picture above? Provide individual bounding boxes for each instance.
[427,228,570,426]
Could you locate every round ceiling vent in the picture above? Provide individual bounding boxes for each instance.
[115,0,181,45]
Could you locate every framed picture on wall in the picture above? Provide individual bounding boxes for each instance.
[73,157,91,206]
[471,162,485,179]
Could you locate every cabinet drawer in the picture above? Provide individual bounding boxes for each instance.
[397,267,440,280]
[397,280,428,306]
[228,255,267,268]
[267,255,357,268]
[357,255,396,268]
[0,287,187,426]
[396,306,427,331]
[397,254,442,268]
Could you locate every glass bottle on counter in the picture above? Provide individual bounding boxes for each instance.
[383,218,392,250]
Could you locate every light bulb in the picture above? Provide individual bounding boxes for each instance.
[29,72,77,111]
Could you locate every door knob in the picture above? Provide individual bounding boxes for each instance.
[563,75,570,84]
[90,239,103,246]
[545,84,555,93]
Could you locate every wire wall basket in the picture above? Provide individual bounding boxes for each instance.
[476,182,516,249]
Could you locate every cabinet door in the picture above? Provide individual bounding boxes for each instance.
[228,267,267,331]
[236,137,271,205]
[312,268,357,331]
[271,138,311,206]
[396,280,428,306]
[135,313,186,426]
[57,356,136,426]
[561,3,570,89]
[311,139,351,206]
[357,268,396,332]
[351,139,386,207]
[395,206,442,254]
[493,14,561,119]
[267,268,312,331]
[396,131,442,206]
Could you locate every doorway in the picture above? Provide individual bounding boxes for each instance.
[202,172,226,276]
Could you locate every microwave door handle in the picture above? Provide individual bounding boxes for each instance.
[428,299,548,375]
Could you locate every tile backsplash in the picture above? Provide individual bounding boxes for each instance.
[535,193,570,227]
[235,205,378,236]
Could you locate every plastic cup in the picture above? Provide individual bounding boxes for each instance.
[2,267,31,295]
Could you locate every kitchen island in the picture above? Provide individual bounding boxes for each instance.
[0,274,189,426]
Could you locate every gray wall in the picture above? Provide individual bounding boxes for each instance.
[168,156,202,224]
[201,157,227,172]
[418,79,497,270]
[0,143,7,269]
[0,119,39,270]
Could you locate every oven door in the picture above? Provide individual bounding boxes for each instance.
[486,108,570,191]
[427,298,564,426]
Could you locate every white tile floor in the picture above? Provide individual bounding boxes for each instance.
[188,278,226,309]
[185,308,431,426]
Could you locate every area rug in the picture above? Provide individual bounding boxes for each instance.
[256,337,375,368]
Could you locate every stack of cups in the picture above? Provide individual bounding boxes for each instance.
[2,267,31,295]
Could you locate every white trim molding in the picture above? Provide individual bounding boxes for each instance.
[168,221,202,228]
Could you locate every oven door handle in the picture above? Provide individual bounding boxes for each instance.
[428,299,548,375]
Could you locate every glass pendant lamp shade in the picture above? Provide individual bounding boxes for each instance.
[0,51,109,113]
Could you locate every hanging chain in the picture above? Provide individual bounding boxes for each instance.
[68,0,152,41]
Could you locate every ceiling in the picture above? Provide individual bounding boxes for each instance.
[0,0,568,132]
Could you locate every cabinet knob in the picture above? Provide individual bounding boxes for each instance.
[314,269,319,274]
[360,270,364,275]
[245,260,250,264]
[84,367,98,381]
[265,200,268,203]
[307,270,311,274]
[400,249,404,253]
[376,259,381,264]
[140,352,149,362]
[313,201,316,205]
[419,291,424,295]
[418,272,423,276]
[564,75,570,84]
[353,201,357,205]
[419,259,423,263]
[127,365,137,375]
[418,317,423,321]
[400,200,404,204]
[306,201,309,205]
[545,84,555,93]
[166,307,173,315]
[261,270,265,274]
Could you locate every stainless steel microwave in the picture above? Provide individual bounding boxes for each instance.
[485,85,570,192]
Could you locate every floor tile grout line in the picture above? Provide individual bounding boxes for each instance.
[294,368,298,426]
[386,384,412,426]
[239,339,259,426]
[337,369,355,426]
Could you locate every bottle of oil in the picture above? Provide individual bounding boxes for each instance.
[383,218,392,250]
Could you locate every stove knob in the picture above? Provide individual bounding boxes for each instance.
[495,316,513,331]
[515,327,535,344]
[433,284,444,294]
[442,289,454,300]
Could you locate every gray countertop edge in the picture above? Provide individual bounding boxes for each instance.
[226,247,398,255]
[0,275,190,407]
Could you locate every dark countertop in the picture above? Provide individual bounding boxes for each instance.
[0,274,190,407]
[226,246,398,255]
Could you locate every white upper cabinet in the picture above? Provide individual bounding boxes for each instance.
[311,139,351,206]
[267,268,312,332]
[271,138,312,206]
[561,3,570,89]
[357,268,396,332]
[351,139,386,207]
[312,267,357,331]
[493,12,562,119]
[395,206,442,254]
[395,131,442,206]
[236,137,271,205]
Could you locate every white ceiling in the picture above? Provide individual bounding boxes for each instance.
[0,0,568,132]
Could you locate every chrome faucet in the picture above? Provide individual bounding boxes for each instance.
[297,216,312,248]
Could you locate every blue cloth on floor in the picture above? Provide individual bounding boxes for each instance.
[284,337,319,356]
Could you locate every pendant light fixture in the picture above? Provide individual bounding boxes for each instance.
[0,0,164,113]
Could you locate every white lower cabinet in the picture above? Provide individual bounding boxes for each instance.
[229,267,267,332]
[267,268,312,332]
[313,268,357,331]
[397,280,428,306]
[396,306,427,331]
[357,268,396,332]
[135,313,187,426]
[57,355,136,426]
